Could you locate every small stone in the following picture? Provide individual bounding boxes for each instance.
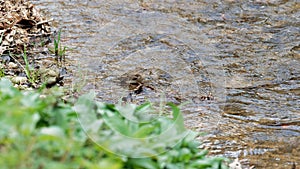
[39,95,47,99]
[46,77,57,85]
[8,62,18,69]
[1,55,11,63]
[59,67,67,76]
[214,140,220,145]
[11,76,27,84]
[229,158,242,169]
[18,85,27,90]
[47,69,59,77]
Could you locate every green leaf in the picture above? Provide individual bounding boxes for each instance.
[98,158,123,169]
[39,126,65,139]
[73,92,100,133]
[0,78,18,98]
[21,113,40,135]
[21,92,40,107]
[102,111,129,136]
[127,158,159,169]
[133,124,156,138]
[178,148,192,162]
[195,150,209,159]
[167,103,185,132]
[116,103,139,122]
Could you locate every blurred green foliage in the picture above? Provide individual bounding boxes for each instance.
[0,78,228,169]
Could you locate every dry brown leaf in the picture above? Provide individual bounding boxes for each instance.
[0,0,51,55]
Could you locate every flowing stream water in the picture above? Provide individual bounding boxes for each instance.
[33,0,299,168]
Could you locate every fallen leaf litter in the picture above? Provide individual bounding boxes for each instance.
[0,0,65,88]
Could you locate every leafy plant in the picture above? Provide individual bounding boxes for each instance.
[7,48,41,86]
[0,78,229,169]
[75,93,229,168]
[19,46,40,84]
[0,65,4,77]
[50,29,67,63]
[22,46,33,82]
[0,78,119,169]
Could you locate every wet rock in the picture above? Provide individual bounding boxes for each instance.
[0,55,11,63]
[8,62,18,69]
[214,140,221,145]
[229,158,242,169]
[46,77,57,86]
[0,63,4,69]
[47,69,59,77]
[18,84,32,90]
[40,68,61,87]
[11,76,27,84]
[59,67,67,76]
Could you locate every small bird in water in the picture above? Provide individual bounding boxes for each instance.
[128,74,143,94]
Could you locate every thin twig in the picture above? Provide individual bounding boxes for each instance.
[36,19,53,26]
[9,52,26,71]
[27,32,53,36]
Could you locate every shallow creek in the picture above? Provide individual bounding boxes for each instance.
[33,0,299,168]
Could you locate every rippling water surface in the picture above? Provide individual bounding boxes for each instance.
[32,0,299,168]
